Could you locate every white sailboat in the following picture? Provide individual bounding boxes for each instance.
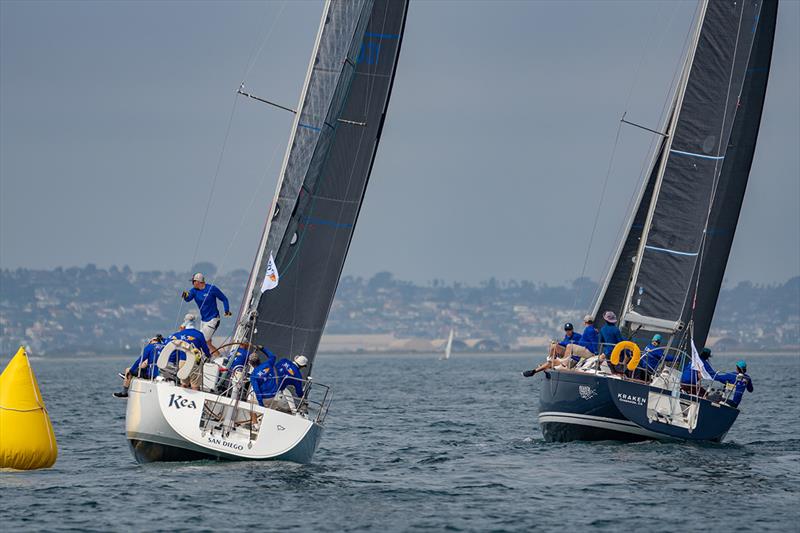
[441,328,454,360]
[125,0,409,464]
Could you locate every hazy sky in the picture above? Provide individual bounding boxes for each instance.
[1,0,798,286]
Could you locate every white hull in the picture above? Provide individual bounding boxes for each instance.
[125,378,323,464]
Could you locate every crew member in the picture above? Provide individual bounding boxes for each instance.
[563,315,600,365]
[713,360,753,407]
[113,335,165,398]
[166,316,211,389]
[249,355,279,406]
[636,334,674,380]
[523,322,583,376]
[680,347,717,395]
[182,272,231,356]
[276,355,309,398]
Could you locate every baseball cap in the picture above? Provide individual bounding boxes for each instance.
[192,272,205,283]
[564,323,574,331]
[294,355,309,368]
[583,314,594,323]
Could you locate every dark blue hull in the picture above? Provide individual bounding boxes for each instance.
[538,370,736,442]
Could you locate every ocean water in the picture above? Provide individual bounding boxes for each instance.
[1,352,798,532]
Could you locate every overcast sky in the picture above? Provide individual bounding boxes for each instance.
[1,0,798,286]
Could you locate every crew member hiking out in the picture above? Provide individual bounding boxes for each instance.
[113,335,165,398]
[182,272,230,356]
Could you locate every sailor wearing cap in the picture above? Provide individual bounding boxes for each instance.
[181,272,231,356]
[712,360,753,407]
[113,334,166,398]
[275,355,309,398]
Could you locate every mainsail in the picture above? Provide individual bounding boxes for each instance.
[593,0,777,347]
[236,0,409,367]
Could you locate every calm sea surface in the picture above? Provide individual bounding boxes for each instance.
[1,353,798,532]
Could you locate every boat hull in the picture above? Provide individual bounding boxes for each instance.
[538,370,665,442]
[125,378,323,464]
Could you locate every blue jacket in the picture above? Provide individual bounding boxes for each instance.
[276,358,304,397]
[599,324,625,356]
[558,331,582,347]
[681,358,717,385]
[168,328,211,362]
[578,326,599,354]
[639,343,665,372]
[183,284,230,322]
[130,341,164,378]
[250,360,279,405]
[228,346,276,373]
[713,371,753,407]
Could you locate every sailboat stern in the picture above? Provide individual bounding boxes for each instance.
[125,379,325,464]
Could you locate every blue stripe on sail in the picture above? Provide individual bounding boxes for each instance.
[645,245,699,257]
[669,149,725,160]
[298,123,321,132]
[301,216,352,229]
[365,32,400,39]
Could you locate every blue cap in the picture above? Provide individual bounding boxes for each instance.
[651,334,662,344]
[736,360,747,371]
[564,323,574,331]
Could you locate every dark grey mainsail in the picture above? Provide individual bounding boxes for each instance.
[690,0,778,347]
[613,0,772,336]
[236,0,408,367]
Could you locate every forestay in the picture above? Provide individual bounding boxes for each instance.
[237,0,409,368]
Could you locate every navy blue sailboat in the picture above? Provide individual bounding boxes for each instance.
[536,0,777,443]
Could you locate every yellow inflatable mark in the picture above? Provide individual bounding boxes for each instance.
[610,341,642,372]
[0,346,58,470]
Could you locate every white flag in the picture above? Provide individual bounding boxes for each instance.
[690,338,711,380]
[260,253,279,292]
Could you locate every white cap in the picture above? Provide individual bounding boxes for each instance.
[181,313,197,330]
[183,313,196,323]
[583,314,594,323]
[192,272,205,283]
[294,355,309,368]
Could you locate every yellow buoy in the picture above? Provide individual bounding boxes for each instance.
[0,346,58,470]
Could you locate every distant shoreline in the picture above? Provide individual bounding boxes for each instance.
[16,349,800,361]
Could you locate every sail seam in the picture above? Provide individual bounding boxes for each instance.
[644,245,699,257]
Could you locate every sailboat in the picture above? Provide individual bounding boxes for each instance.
[125,0,408,463]
[535,0,777,442]
[441,328,454,360]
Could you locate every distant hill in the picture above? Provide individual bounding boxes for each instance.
[0,265,797,355]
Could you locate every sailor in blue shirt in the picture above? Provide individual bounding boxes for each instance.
[182,272,231,355]
[276,355,308,398]
[680,347,717,394]
[598,310,625,357]
[640,334,666,373]
[114,335,165,398]
[250,357,279,406]
[562,315,600,367]
[713,360,753,407]
[166,317,211,366]
[523,321,588,376]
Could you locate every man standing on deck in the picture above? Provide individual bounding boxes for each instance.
[182,272,231,356]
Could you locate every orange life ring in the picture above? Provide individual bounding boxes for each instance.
[610,341,641,371]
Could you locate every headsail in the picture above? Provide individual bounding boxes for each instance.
[237,0,409,367]
[592,0,777,347]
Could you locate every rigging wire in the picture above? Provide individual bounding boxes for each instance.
[584,1,701,313]
[570,1,673,311]
[173,1,289,331]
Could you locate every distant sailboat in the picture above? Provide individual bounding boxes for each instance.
[441,328,454,360]
[532,0,777,443]
[124,0,409,463]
